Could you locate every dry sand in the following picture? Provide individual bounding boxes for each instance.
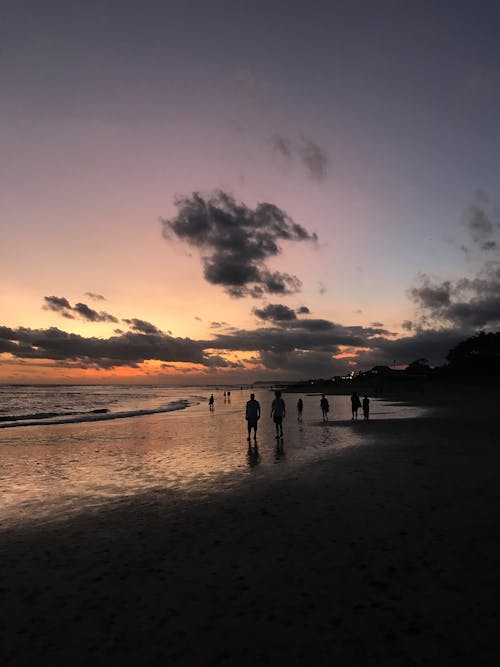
[1,394,499,666]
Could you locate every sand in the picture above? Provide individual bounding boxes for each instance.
[1,393,499,666]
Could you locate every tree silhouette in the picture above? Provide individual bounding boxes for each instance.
[446,331,500,375]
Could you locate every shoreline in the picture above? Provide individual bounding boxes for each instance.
[1,392,499,665]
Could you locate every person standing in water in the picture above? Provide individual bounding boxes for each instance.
[351,391,361,420]
[271,390,286,438]
[245,393,261,441]
[320,394,330,421]
[362,395,370,420]
[297,397,303,421]
[208,394,214,411]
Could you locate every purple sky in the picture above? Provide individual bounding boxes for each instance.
[1,0,500,382]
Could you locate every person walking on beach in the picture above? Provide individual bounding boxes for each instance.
[297,397,303,421]
[351,391,361,420]
[271,390,286,439]
[362,395,370,420]
[208,394,214,411]
[245,393,261,441]
[320,394,330,421]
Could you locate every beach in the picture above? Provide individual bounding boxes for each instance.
[1,390,499,666]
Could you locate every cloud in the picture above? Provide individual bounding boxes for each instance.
[253,304,297,322]
[406,192,500,334]
[0,326,209,369]
[271,133,329,181]
[463,191,499,253]
[0,311,477,377]
[272,134,293,160]
[73,303,118,323]
[409,276,452,310]
[84,292,106,301]
[297,136,329,181]
[43,296,118,323]
[161,191,317,298]
[122,318,161,334]
[43,296,75,319]
[409,263,500,330]
[297,306,310,314]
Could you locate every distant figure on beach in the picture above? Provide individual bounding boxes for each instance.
[297,397,303,421]
[245,393,261,441]
[320,394,330,421]
[362,395,370,420]
[227,390,231,402]
[208,394,214,411]
[223,391,227,402]
[351,391,361,420]
[271,390,286,438]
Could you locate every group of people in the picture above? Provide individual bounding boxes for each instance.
[243,389,371,442]
[314,391,370,422]
[245,390,285,441]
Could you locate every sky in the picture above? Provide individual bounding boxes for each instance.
[1,0,500,384]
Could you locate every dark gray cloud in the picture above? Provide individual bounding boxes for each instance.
[297,136,329,181]
[161,191,317,298]
[272,134,292,159]
[259,349,347,377]
[0,326,210,369]
[43,295,75,319]
[253,304,297,321]
[359,329,467,368]
[461,191,500,255]
[203,319,389,356]
[84,292,106,301]
[122,318,161,334]
[409,263,500,329]
[43,296,118,323]
[73,303,118,323]
[409,277,452,310]
[204,355,244,369]
[297,306,310,314]
[0,314,478,377]
[271,133,329,181]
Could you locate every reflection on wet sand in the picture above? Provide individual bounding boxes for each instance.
[0,393,429,527]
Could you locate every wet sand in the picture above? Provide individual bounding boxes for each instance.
[1,395,499,666]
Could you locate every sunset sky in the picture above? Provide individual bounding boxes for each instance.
[1,0,500,383]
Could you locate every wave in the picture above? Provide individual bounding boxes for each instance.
[0,400,193,429]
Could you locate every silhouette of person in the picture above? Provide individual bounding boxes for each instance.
[297,397,303,421]
[208,394,214,411]
[320,394,330,421]
[362,395,370,420]
[351,391,361,420]
[271,390,286,438]
[223,391,227,402]
[227,390,231,402]
[245,393,261,441]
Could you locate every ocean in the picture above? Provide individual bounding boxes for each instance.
[0,384,205,428]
